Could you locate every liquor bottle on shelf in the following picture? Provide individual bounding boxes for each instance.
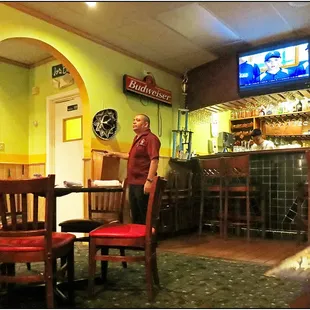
[296,100,302,112]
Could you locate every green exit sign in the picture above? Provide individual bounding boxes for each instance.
[52,64,70,78]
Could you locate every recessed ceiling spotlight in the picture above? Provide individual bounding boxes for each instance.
[288,2,310,8]
[85,2,97,8]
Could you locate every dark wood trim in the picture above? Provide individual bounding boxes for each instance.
[29,56,55,68]
[0,56,30,69]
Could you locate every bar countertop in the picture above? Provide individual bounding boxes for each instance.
[196,146,310,160]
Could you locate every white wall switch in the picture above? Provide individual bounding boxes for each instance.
[0,142,4,151]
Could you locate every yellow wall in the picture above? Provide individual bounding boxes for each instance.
[189,110,231,155]
[0,62,29,163]
[0,4,182,163]
[28,59,78,163]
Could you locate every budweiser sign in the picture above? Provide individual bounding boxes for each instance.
[123,74,172,105]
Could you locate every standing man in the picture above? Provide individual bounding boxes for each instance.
[104,114,161,224]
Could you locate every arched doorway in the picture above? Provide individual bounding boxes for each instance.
[0,37,91,231]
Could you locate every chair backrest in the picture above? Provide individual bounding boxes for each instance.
[223,155,250,178]
[145,176,167,242]
[199,158,225,177]
[87,178,127,224]
[0,175,55,246]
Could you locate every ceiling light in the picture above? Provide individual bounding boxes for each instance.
[85,2,97,8]
[288,2,310,8]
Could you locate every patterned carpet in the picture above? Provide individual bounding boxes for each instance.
[0,243,304,308]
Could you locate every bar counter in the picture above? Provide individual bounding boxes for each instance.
[196,146,310,159]
[170,147,310,239]
[199,147,309,237]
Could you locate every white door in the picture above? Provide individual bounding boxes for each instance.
[53,95,84,233]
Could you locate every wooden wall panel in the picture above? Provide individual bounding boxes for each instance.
[187,55,240,111]
[27,164,45,178]
[0,163,46,221]
[0,163,28,179]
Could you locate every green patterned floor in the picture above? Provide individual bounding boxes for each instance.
[0,243,304,308]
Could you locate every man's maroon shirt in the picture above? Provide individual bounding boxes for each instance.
[127,129,161,185]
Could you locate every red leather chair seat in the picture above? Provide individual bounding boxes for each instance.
[0,232,75,252]
[90,224,151,238]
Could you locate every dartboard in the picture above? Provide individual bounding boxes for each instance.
[92,109,118,140]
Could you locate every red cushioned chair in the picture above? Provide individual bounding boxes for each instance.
[88,176,166,301]
[59,179,128,270]
[0,175,75,308]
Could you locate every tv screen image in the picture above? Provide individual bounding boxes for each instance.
[238,39,310,96]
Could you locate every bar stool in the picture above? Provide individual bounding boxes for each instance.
[159,170,178,234]
[198,157,225,235]
[174,171,193,231]
[223,155,266,241]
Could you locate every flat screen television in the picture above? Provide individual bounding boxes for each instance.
[237,38,310,97]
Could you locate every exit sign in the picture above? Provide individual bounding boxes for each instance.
[52,64,70,78]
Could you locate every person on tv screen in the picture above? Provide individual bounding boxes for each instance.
[239,57,261,85]
[257,51,289,82]
[294,44,309,76]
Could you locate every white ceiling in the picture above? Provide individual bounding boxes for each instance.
[2,1,310,75]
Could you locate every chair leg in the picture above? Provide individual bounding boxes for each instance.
[261,190,266,239]
[6,263,15,305]
[60,257,67,268]
[45,257,54,309]
[88,239,97,297]
[246,178,250,242]
[246,195,250,241]
[151,249,160,287]
[100,247,109,282]
[67,245,75,304]
[120,248,127,268]
[145,256,154,302]
[0,263,7,289]
[224,188,228,240]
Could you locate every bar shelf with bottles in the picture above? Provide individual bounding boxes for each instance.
[230,99,310,149]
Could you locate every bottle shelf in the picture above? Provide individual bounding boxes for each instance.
[231,125,253,130]
[266,134,310,140]
[231,110,310,122]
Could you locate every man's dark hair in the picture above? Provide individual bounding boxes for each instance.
[251,128,262,137]
[140,114,150,127]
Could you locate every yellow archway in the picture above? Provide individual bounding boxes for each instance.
[0,37,91,159]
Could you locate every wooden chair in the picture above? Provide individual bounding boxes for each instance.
[223,155,266,241]
[59,179,127,268]
[199,157,225,235]
[88,176,166,301]
[0,194,45,271]
[0,175,75,308]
